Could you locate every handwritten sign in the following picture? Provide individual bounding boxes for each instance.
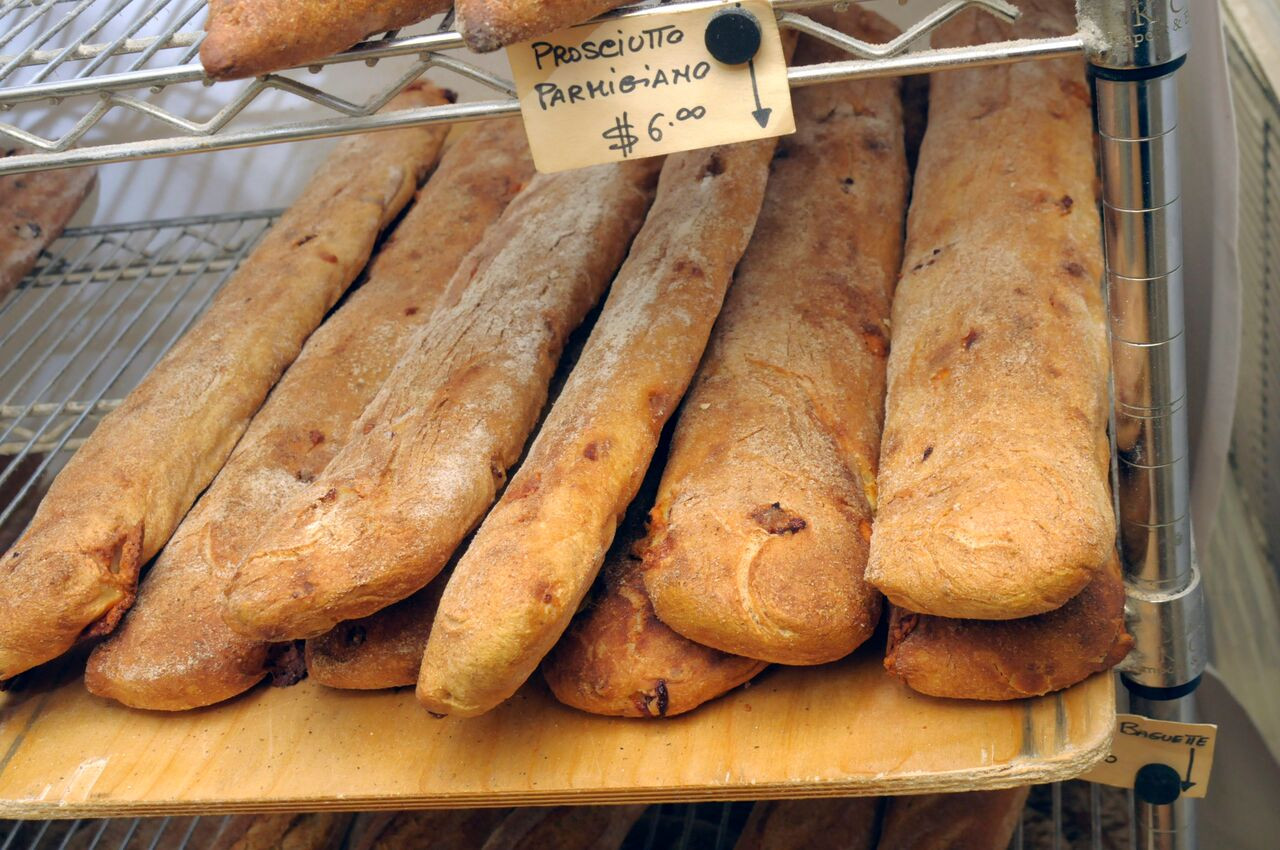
[1082,713,1217,799]
[507,0,793,173]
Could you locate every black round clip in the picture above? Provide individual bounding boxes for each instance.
[704,6,762,66]
[1134,763,1183,806]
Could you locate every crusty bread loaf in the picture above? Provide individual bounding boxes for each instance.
[885,551,1132,700]
[225,157,662,642]
[456,0,626,52]
[0,85,448,681]
[202,0,452,79]
[0,153,95,299]
[84,119,528,711]
[481,806,647,850]
[417,138,776,718]
[346,809,510,850]
[876,788,1030,850]
[306,574,445,690]
[209,814,352,850]
[639,9,905,665]
[542,468,766,717]
[733,798,879,850]
[865,0,1113,620]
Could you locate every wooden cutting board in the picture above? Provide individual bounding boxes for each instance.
[0,649,1114,818]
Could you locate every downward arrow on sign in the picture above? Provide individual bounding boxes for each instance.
[748,59,771,128]
[1181,747,1197,792]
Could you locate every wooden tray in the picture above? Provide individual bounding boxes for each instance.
[0,650,1114,819]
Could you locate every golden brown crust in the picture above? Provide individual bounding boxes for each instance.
[0,85,447,682]
[884,551,1133,701]
[225,158,662,643]
[306,574,446,690]
[876,787,1030,850]
[456,0,626,52]
[346,809,510,850]
[733,798,879,850]
[83,117,522,711]
[542,526,766,719]
[480,806,647,850]
[0,153,95,299]
[865,0,1113,620]
[417,139,776,718]
[201,0,452,79]
[639,10,905,665]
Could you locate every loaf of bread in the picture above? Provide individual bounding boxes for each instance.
[481,806,647,850]
[733,798,879,850]
[417,138,776,717]
[84,119,528,710]
[0,85,449,681]
[347,809,510,850]
[639,9,905,665]
[0,153,95,299]
[456,0,627,52]
[865,0,1113,620]
[209,814,353,850]
[542,462,766,717]
[225,157,662,642]
[876,788,1029,850]
[202,0,452,79]
[306,574,445,690]
[885,551,1132,700]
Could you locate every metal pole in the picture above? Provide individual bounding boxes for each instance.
[1077,1,1205,848]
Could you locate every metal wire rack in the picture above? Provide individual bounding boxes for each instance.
[0,783,1133,849]
[0,0,1090,174]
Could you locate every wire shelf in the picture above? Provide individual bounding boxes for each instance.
[0,784,1134,849]
[0,0,1087,175]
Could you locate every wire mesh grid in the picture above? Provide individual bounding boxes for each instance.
[0,784,1133,848]
[0,0,1092,173]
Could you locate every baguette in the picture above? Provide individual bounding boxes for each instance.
[417,139,777,717]
[884,551,1132,700]
[456,0,627,53]
[0,153,95,299]
[481,806,647,850]
[640,9,905,665]
[876,788,1029,850]
[84,120,529,710]
[733,798,879,850]
[306,575,444,690]
[202,0,452,79]
[865,0,1113,620]
[0,85,449,681]
[225,157,662,641]
[542,470,766,718]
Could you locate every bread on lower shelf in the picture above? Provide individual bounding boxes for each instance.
[733,797,880,850]
[201,0,453,79]
[877,787,1030,850]
[83,118,531,711]
[223,156,662,643]
[865,0,1114,621]
[417,134,779,718]
[885,551,1133,701]
[640,6,905,667]
[0,83,450,683]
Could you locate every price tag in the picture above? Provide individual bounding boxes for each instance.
[1082,713,1217,799]
[506,0,794,173]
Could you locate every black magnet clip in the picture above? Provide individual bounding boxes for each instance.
[704,6,762,66]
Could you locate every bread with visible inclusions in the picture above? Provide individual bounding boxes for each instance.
[84,117,529,710]
[864,0,1114,620]
[224,156,662,642]
[417,136,778,718]
[0,84,447,681]
[455,0,629,53]
[639,7,906,665]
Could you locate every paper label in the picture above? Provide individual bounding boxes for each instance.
[506,0,794,173]
[1082,713,1217,798]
